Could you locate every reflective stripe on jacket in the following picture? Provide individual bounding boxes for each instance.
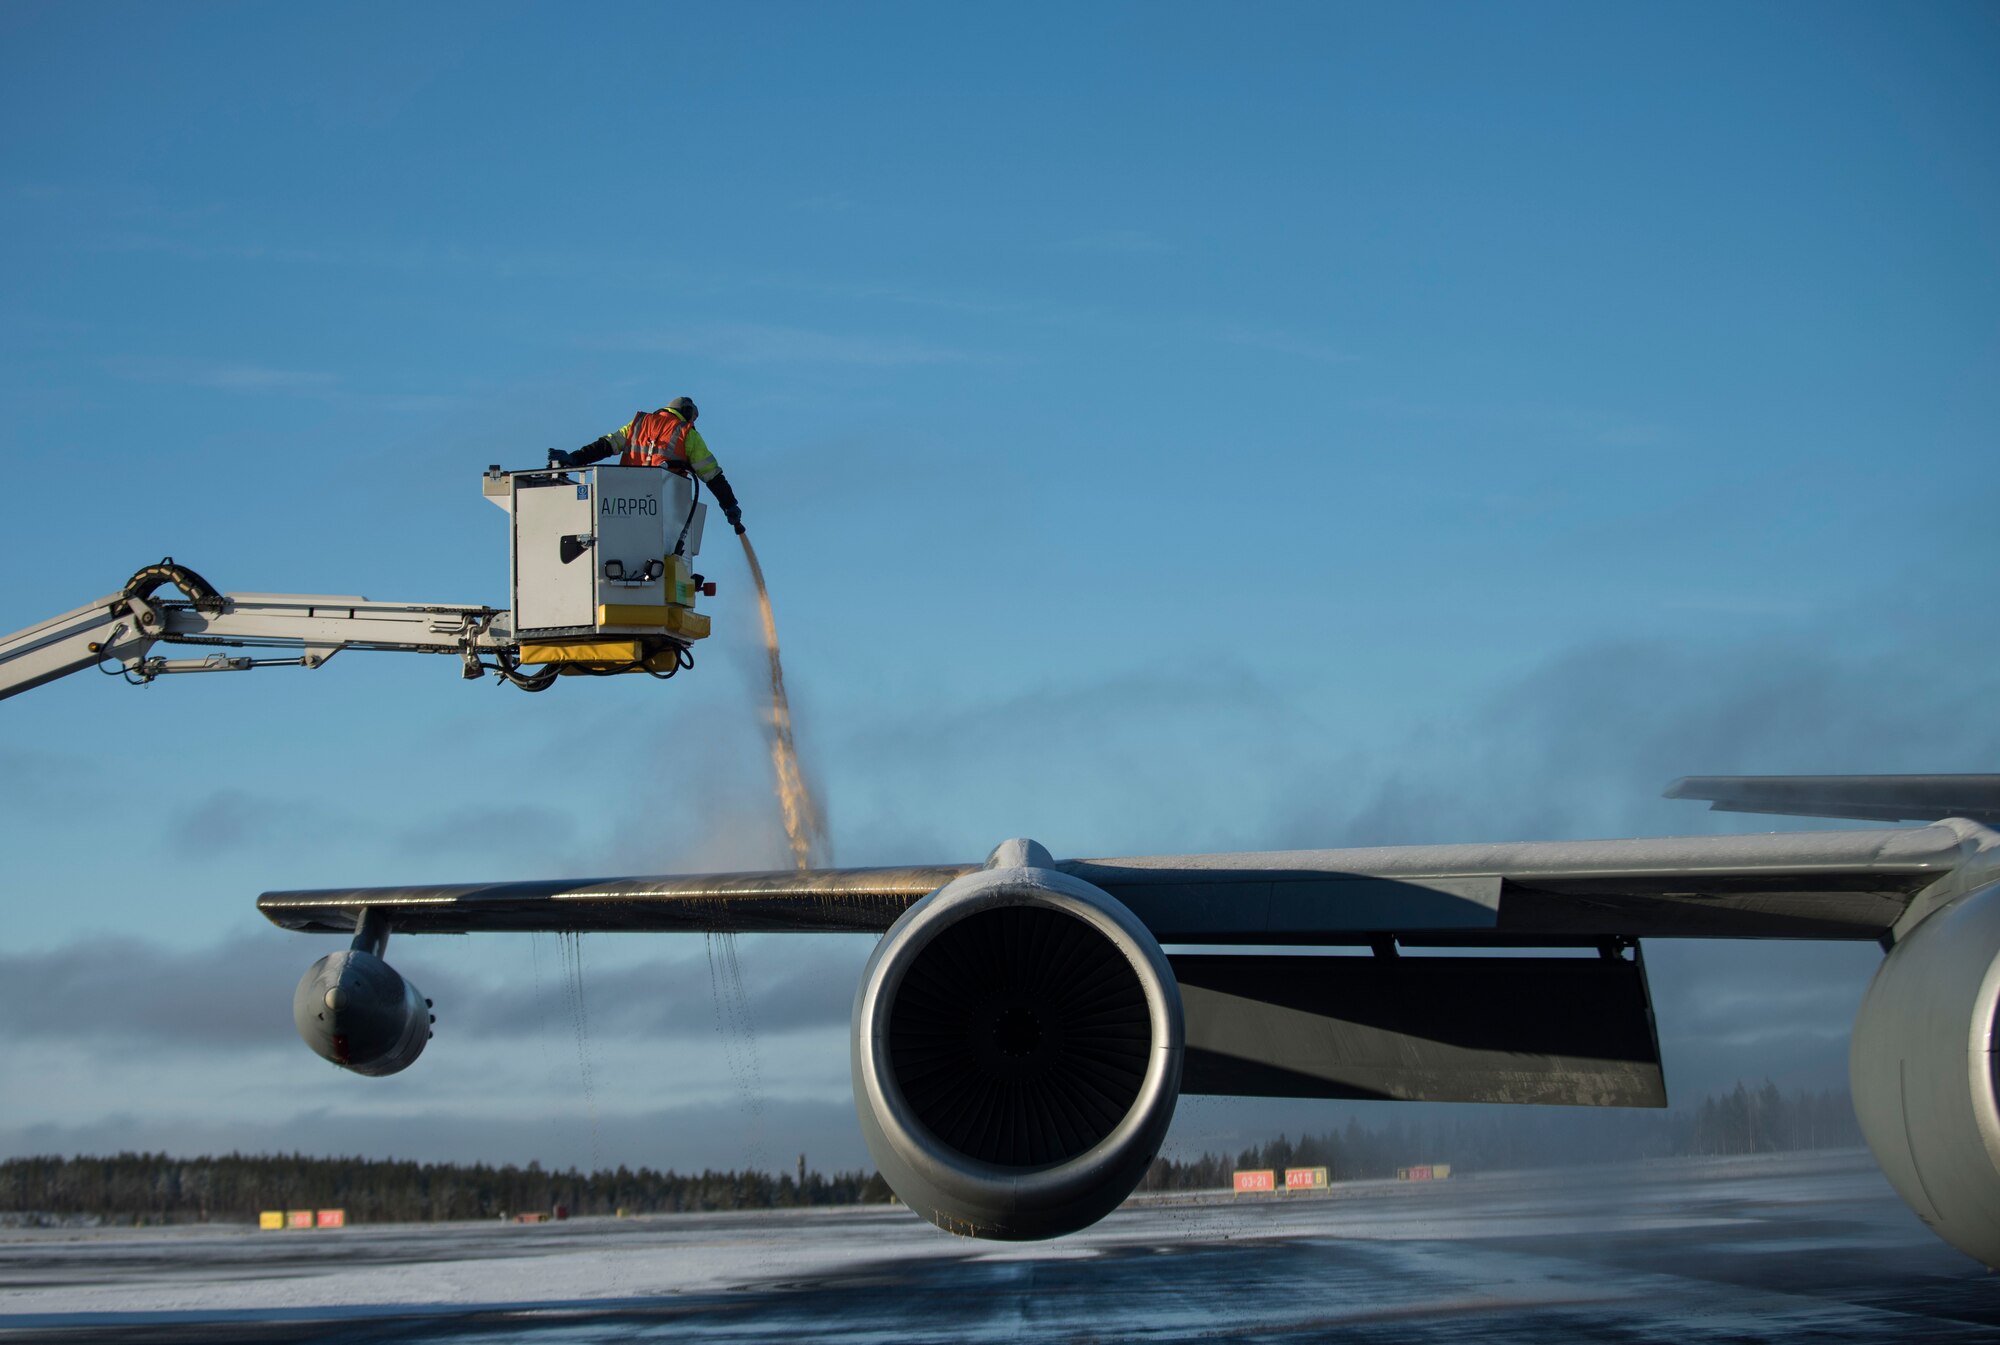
[605,408,719,481]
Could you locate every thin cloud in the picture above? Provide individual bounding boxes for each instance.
[739,269,1112,329]
[1350,394,1668,448]
[0,1097,871,1173]
[1060,229,1176,256]
[1210,322,1355,366]
[0,930,303,1048]
[162,792,582,868]
[97,352,472,413]
[164,788,355,860]
[1661,595,1817,619]
[794,193,856,214]
[104,356,340,393]
[390,804,584,862]
[1266,632,2000,850]
[596,323,990,368]
[9,179,227,226]
[0,929,864,1048]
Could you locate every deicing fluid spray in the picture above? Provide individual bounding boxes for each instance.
[738,531,829,870]
[702,529,827,1192]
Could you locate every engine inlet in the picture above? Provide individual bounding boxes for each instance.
[889,904,1151,1168]
[852,852,1184,1240]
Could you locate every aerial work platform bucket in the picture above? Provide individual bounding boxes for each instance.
[483,464,712,672]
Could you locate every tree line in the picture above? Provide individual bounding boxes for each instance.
[2,1081,1862,1224]
[1139,1080,1863,1191]
[0,1153,882,1226]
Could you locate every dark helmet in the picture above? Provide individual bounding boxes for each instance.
[666,396,699,422]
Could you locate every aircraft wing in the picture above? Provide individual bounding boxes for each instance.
[1665,774,2000,827]
[258,822,1970,944]
[254,794,2000,1258]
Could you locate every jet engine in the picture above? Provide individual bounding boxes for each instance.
[293,932,433,1077]
[1851,878,2000,1267]
[851,841,1184,1240]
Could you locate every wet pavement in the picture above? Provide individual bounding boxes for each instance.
[3,1150,1995,1342]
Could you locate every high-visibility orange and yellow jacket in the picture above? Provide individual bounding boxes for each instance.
[578,406,721,481]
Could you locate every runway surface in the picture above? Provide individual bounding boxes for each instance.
[3,1150,1995,1342]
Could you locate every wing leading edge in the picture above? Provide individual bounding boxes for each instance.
[258,822,1974,944]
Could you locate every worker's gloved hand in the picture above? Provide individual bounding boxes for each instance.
[706,471,746,535]
[547,449,576,469]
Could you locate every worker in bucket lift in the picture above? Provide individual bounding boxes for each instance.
[551,397,745,534]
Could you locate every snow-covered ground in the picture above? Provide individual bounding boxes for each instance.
[1,1151,1990,1342]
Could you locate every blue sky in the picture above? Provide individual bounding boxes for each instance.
[2,1,1996,1172]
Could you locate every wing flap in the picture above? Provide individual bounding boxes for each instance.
[1173,951,1665,1106]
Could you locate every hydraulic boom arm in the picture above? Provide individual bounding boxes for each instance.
[0,559,516,702]
[0,464,716,703]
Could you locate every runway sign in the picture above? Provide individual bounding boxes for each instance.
[1285,1166,1329,1190]
[258,1211,282,1230]
[1234,1169,1276,1193]
[317,1209,346,1228]
[285,1210,314,1229]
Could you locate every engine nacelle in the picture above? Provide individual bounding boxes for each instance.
[851,841,1183,1240]
[1852,878,2000,1267]
[294,948,432,1077]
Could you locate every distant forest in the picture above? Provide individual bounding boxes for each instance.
[0,1155,882,1227]
[3,1081,1862,1225]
